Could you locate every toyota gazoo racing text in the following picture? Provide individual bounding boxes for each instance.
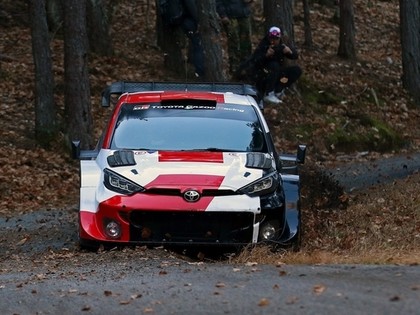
[72,82,306,250]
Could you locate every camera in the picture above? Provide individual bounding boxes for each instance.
[272,44,286,54]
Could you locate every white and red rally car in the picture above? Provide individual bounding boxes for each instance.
[73,82,306,250]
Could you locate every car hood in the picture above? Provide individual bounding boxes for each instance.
[100,150,275,191]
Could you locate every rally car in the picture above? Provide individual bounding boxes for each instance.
[72,82,306,250]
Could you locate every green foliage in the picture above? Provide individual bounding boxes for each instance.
[326,114,406,152]
[299,77,341,108]
[293,124,318,143]
[297,79,406,153]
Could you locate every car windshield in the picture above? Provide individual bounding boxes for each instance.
[110,100,267,152]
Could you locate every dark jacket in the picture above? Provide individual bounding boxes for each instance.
[216,0,252,19]
[252,35,298,69]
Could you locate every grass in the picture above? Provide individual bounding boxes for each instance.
[229,170,420,265]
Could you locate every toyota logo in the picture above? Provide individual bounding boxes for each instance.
[183,190,200,202]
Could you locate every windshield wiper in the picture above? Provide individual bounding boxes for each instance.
[133,148,157,151]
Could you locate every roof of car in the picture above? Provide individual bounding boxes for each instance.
[101,81,258,107]
[118,91,256,106]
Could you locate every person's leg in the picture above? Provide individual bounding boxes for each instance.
[277,65,302,91]
[263,61,282,104]
[264,61,280,93]
[181,17,205,77]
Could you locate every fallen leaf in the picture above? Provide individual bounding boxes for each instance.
[313,284,326,295]
[16,237,28,246]
[258,298,270,306]
[81,305,91,311]
[389,295,400,302]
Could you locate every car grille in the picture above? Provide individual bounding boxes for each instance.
[144,188,238,197]
[129,211,254,245]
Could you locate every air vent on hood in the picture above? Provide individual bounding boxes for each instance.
[107,150,136,167]
[246,153,273,170]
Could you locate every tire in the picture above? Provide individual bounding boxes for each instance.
[79,238,101,252]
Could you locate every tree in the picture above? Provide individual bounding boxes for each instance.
[86,0,114,56]
[263,0,295,43]
[156,0,225,81]
[156,0,186,79]
[63,0,93,149]
[302,0,313,48]
[45,0,63,34]
[45,0,114,56]
[28,0,56,146]
[399,0,420,105]
[337,0,356,59]
[195,0,225,81]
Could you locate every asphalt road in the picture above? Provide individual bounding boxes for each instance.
[326,152,420,192]
[1,153,420,314]
[1,254,419,315]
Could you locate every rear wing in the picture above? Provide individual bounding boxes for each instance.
[101,81,258,107]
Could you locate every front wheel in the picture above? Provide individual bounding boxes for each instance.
[79,238,101,252]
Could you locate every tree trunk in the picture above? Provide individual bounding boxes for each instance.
[156,0,186,79]
[156,0,225,81]
[196,0,226,81]
[337,0,356,59]
[28,0,57,147]
[263,0,295,43]
[63,0,93,149]
[46,0,63,34]
[86,0,114,56]
[399,0,420,105]
[302,0,313,48]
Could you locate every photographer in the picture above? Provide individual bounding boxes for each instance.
[252,26,302,104]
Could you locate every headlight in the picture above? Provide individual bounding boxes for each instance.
[103,168,145,195]
[238,172,279,197]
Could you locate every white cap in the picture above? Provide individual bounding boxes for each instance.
[268,26,281,38]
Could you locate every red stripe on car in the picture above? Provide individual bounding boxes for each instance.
[158,151,224,163]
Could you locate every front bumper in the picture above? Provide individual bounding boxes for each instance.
[80,208,257,246]
[79,187,296,247]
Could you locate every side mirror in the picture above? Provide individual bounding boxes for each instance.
[72,140,81,159]
[71,140,99,160]
[296,145,306,164]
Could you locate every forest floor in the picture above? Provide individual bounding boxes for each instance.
[0,0,419,264]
